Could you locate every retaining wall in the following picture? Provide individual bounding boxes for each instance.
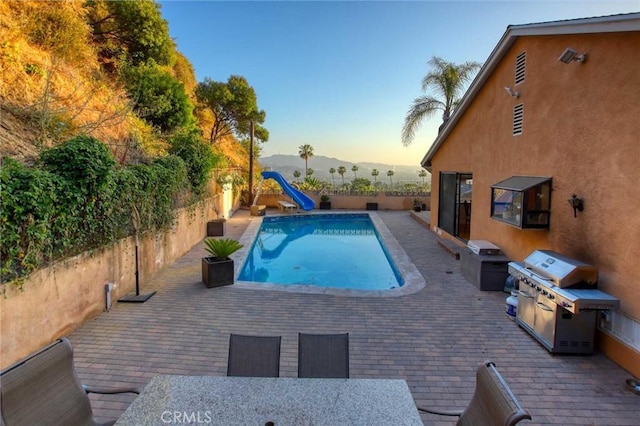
[1,198,218,368]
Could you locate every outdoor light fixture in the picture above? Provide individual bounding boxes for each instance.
[568,193,584,218]
[558,48,587,64]
[504,86,520,98]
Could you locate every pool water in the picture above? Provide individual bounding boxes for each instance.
[238,214,404,290]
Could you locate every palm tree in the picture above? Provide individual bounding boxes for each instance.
[338,166,347,186]
[387,170,395,188]
[371,169,379,185]
[418,169,428,185]
[293,170,301,182]
[306,168,314,176]
[298,144,314,175]
[329,167,336,187]
[402,56,481,146]
[351,165,358,179]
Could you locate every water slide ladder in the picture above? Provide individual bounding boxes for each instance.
[253,176,265,206]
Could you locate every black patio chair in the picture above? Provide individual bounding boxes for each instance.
[0,337,140,426]
[416,360,531,426]
[298,333,349,378]
[226,334,282,377]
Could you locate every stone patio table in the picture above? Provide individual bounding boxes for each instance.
[115,375,423,426]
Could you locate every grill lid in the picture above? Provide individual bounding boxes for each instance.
[523,250,598,287]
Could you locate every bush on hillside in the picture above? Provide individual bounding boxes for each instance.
[124,62,194,133]
[87,0,174,67]
[39,135,116,192]
[168,131,221,197]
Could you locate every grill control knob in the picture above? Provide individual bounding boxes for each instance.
[547,293,555,300]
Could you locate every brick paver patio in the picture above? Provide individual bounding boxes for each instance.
[70,209,640,425]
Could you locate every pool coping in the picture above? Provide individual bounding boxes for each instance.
[232,211,426,297]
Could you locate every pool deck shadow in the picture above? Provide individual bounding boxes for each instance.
[70,209,640,425]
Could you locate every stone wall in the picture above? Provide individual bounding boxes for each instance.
[256,192,431,211]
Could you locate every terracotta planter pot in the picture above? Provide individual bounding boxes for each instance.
[202,257,234,288]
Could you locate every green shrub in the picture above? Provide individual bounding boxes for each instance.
[0,158,60,283]
[40,135,116,191]
[24,63,44,76]
[168,131,221,197]
[98,0,175,66]
[1,135,201,285]
[123,63,194,133]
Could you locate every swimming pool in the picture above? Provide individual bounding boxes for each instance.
[238,214,403,291]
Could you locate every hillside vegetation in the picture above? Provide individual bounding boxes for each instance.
[0,0,251,167]
[0,0,266,285]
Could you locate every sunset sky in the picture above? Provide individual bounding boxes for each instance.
[160,1,638,166]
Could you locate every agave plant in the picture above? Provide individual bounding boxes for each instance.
[203,238,243,260]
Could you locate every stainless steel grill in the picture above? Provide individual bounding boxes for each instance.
[508,250,619,354]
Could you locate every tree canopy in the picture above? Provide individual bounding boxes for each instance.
[87,0,175,67]
[298,144,314,175]
[196,75,267,144]
[402,56,481,146]
[124,62,194,133]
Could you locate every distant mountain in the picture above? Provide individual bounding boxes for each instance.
[259,155,431,185]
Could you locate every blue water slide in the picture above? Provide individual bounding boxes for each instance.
[261,171,316,211]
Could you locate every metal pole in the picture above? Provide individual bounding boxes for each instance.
[118,206,156,303]
[134,232,140,296]
[248,120,254,205]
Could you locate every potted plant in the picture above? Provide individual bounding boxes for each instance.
[413,198,422,212]
[202,238,243,288]
[319,194,332,210]
[207,203,225,236]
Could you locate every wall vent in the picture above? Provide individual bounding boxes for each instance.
[600,309,640,352]
[513,104,524,135]
[515,51,526,85]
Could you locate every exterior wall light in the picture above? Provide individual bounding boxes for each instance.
[568,193,584,217]
[559,48,587,64]
[504,87,520,98]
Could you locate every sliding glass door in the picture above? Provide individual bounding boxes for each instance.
[438,172,473,241]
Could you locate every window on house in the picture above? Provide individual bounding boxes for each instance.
[515,52,526,85]
[491,176,551,229]
[513,103,524,136]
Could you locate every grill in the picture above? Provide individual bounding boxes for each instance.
[508,250,619,354]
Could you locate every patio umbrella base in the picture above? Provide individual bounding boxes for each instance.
[118,292,156,303]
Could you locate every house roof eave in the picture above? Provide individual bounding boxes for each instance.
[420,13,640,173]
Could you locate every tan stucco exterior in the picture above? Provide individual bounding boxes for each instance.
[425,27,640,375]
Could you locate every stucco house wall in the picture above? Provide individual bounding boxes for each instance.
[424,18,640,377]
